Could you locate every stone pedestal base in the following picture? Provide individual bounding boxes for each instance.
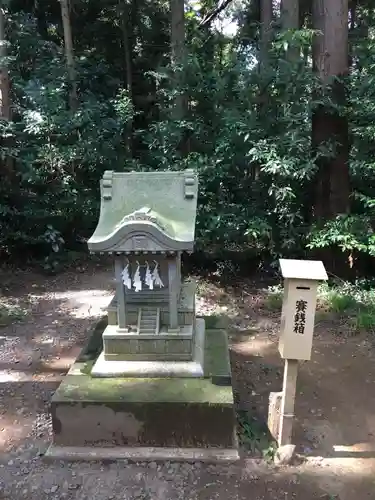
[47,318,238,462]
[102,324,195,362]
[91,352,204,378]
[45,445,239,463]
[94,320,204,377]
[49,377,236,449]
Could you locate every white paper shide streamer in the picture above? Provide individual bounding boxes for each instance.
[133,262,142,292]
[152,261,164,288]
[122,261,164,291]
[121,263,132,290]
[145,261,154,290]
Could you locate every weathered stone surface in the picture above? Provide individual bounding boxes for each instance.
[45,445,239,463]
[87,170,199,253]
[93,318,204,376]
[50,320,236,451]
[274,444,296,466]
[107,305,117,326]
[84,319,230,380]
[91,353,205,378]
[76,317,107,363]
[203,315,230,330]
[48,170,238,462]
[203,328,231,381]
[103,338,192,357]
[51,369,236,449]
[51,393,236,449]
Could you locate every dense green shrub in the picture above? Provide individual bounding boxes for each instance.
[1,4,375,276]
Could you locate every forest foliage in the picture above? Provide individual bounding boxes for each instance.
[1,0,375,275]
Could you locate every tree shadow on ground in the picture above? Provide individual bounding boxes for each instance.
[196,273,375,466]
[2,263,375,482]
[0,277,112,455]
[0,260,114,297]
[226,296,375,464]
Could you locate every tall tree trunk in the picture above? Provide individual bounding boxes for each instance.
[281,0,299,60]
[171,0,187,121]
[257,0,273,110]
[311,0,350,274]
[255,0,273,178]
[0,6,10,121]
[0,4,12,181]
[121,0,133,156]
[349,0,356,31]
[348,0,357,69]
[281,0,299,30]
[59,0,78,110]
[195,1,215,156]
[259,0,273,69]
[312,0,349,220]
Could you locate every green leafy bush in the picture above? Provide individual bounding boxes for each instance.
[2,6,375,275]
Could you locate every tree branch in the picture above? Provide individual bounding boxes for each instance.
[199,0,235,28]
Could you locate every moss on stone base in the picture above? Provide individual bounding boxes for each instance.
[202,314,230,330]
[54,376,233,405]
[79,317,231,382]
[77,316,107,363]
[52,398,236,448]
[51,316,237,450]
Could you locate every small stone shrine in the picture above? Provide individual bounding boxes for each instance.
[47,169,238,462]
[89,169,204,377]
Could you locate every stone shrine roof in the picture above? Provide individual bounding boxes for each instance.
[88,170,199,253]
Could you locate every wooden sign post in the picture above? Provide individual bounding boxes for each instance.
[277,259,327,448]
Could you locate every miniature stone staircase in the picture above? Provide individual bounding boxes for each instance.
[137,307,160,335]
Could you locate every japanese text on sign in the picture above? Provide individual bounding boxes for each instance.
[294,299,307,334]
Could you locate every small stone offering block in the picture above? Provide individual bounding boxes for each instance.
[278,259,327,361]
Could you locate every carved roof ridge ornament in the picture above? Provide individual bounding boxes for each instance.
[184,170,196,199]
[102,170,114,200]
[117,206,167,232]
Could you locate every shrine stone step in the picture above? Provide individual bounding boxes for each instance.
[137,307,160,335]
[139,326,156,332]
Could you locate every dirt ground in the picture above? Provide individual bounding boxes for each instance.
[0,264,375,499]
